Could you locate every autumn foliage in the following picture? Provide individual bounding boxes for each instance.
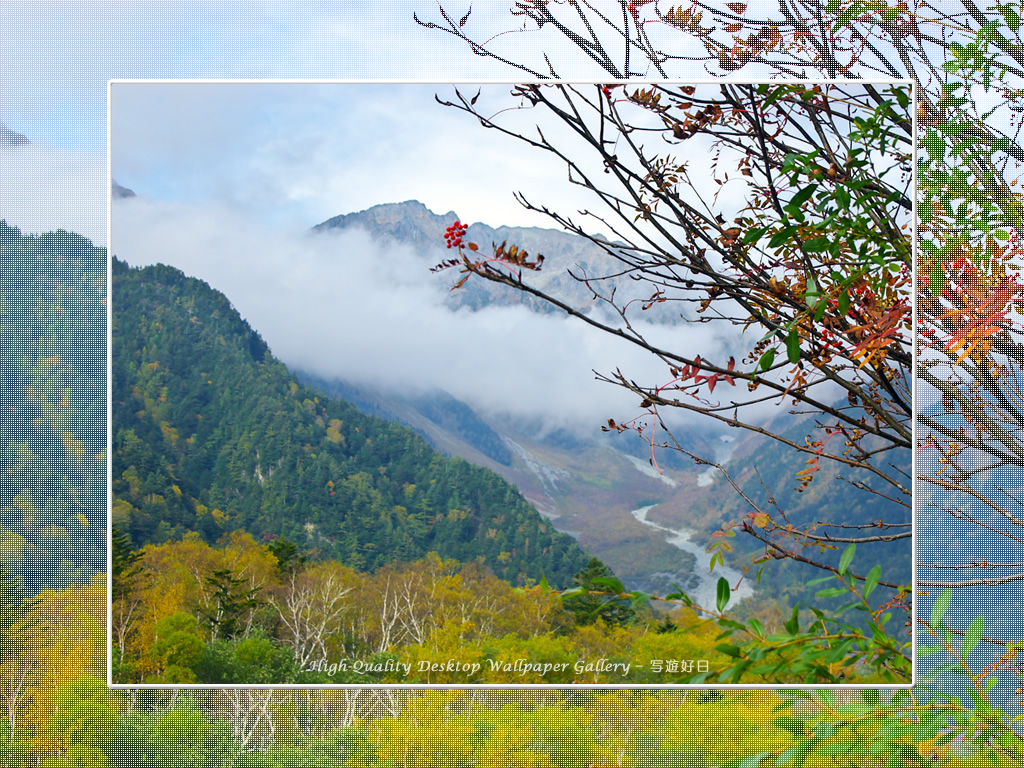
[432,83,913,599]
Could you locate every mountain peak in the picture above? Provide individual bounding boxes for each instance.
[312,200,457,242]
[310,200,661,318]
[112,180,137,199]
[0,122,30,147]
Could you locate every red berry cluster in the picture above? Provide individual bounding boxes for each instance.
[626,0,652,17]
[444,220,468,249]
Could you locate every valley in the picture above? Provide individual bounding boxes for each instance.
[300,200,912,617]
[108,196,913,683]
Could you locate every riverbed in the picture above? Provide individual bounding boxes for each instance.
[630,504,755,609]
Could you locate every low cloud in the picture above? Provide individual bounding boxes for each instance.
[113,197,763,432]
[0,144,107,245]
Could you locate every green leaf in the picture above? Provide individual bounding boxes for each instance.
[805,276,819,306]
[814,721,845,739]
[922,131,946,163]
[737,751,771,768]
[743,226,768,244]
[813,299,827,322]
[838,542,856,576]
[962,614,985,657]
[862,688,879,706]
[837,288,850,316]
[863,564,881,599]
[786,328,801,364]
[1005,4,1021,31]
[768,225,798,248]
[833,599,861,615]
[929,260,945,295]
[710,551,724,573]
[716,617,746,632]
[816,586,850,599]
[716,643,742,658]
[771,716,806,736]
[785,606,800,636]
[802,236,832,253]
[592,576,624,593]
[917,642,943,658]
[757,347,775,373]
[789,184,817,210]
[776,742,815,767]
[716,577,731,612]
[664,588,694,606]
[762,86,791,108]
[930,588,953,628]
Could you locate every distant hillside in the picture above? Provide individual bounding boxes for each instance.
[0,222,107,594]
[297,372,515,466]
[111,257,595,588]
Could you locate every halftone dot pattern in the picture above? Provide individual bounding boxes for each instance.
[0,225,106,589]
[86,687,923,765]
[915,87,1024,731]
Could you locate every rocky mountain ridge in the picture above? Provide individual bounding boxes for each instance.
[314,199,677,322]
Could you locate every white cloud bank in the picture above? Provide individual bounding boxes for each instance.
[112,196,749,431]
[0,144,107,245]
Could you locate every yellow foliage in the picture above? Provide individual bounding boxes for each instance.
[159,420,178,446]
[626,606,754,682]
[22,579,109,741]
[401,622,487,683]
[660,691,791,765]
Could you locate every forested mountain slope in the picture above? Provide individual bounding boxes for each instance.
[111,257,593,587]
[0,222,106,593]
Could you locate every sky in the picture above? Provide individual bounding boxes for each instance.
[0,0,798,245]
[109,83,612,235]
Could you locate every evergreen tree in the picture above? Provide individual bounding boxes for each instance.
[562,557,637,627]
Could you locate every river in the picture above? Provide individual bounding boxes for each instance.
[630,504,755,609]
